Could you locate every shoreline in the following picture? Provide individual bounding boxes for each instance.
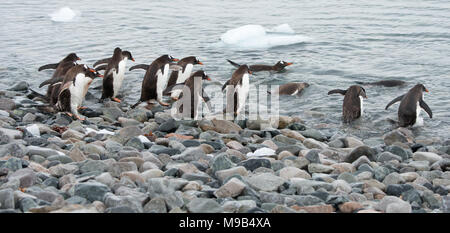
[0,82,449,213]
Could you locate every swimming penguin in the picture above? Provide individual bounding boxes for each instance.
[269,82,310,96]
[226,59,293,72]
[92,47,134,103]
[385,84,432,127]
[356,80,406,87]
[328,85,368,123]
[55,64,103,120]
[129,55,179,108]
[165,56,203,100]
[37,53,81,102]
[222,65,252,117]
[164,70,212,119]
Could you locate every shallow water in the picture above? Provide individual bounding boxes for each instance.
[1,0,449,141]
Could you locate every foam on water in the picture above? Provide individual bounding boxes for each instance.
[220,24,310,49]
[49,7,79,22]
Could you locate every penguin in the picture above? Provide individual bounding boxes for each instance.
[227,59,293,72]
[385,84,432,127]
[328,85,367,123]
[164,70,212,119]
[55,64,103,120]
[129,55,179,108]
[269,82,310,96]
[222,65,252,117]
[37,53,81,103]
[356,80,406,87]
[165,56,203,100]
[93,47,134,103]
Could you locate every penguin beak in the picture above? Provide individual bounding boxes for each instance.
[131,58,135,62]
[198,61,204,65]
[248,70,253,75]
[77,57,81,61]
[286,62,293,66]
[206,76,211,81]
[425,89,429,93]
[172,58,179,62]
[97,74,104,78]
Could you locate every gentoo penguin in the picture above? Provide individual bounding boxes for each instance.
[227,59,293,72]
[356,80,406,87]
[222,65,252,117]
[129,55,179,108]
[165,56,203,100]
[38,53,81,103]
[328,85,367,123]
[164,70,212,119]
[385,84,432,127]
[269,82,310,96]
[55,64,103,120]
[93,47,134,103]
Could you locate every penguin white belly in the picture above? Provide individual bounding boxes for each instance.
[157,64,170,101]
[113,59,127,97]
[291,89,299,96]
[69,74,91,112]
[193,92,201,120]
[359,96,364,116]
[414,101,424,126]
[171,64,193,99]
[236,74,250,114]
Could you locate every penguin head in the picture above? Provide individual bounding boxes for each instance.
[192,70,211,81]
[357,86,367,99]
[195,57,203,65]
[241,64,252,75]
[416,84,429,93]
[84,65,103,79]
[122,51,135,62]
[160,55,179,63]
[275,60,293,69]
[65,53,81,62]
[114,47,122,54]
[169,55,179,62]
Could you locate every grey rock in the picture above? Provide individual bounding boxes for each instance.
[109,162,138,178]
[8,81,29,91]
[144,197,167,213]
[305,149,321,163]
[187,198,223,213]
[211,153,234,174]
[345,146,377,163]
[385,145,410,161]
[19,197,38,212]
[377,152,402,163]
[300,129,327,141]
[402,189,422,204]
[2,157,22,171]
[125,137,145,151]
[80,160,108,174]
[8,168,36,188]
[74,182,111,202]
[246,173,286,192]
[308,163,333,174]
[0,188,14,209]
[149,145,180,155]
[337,172,357,184]
[66,196,89,205]
[413,152,443,164]
[27,146,63,158]
[238,158,271,172]
[383,129,412,146]
[102,107,124,121]
[422,190,441,209]
[0,98,15,110]
[47,155,73,164]
[293,195,324,206]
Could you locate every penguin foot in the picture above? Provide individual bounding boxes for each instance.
[112,98,121,103]
[65,112,73,117]
[78,106,88,110]
[171,97,179,101]
[76,115,86,121]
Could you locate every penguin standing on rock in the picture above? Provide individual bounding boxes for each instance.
[222,65,252,117]
[93,47,134,103]
[164,70,212,119]
[227,59,293,72]
[328,85,367,123]
[165,56,203,100]
[385,84,432,127]
[129,55,179,108]
[55,64,103,120]
[37,53,81,103]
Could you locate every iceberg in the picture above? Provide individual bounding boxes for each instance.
[220,24,310,49]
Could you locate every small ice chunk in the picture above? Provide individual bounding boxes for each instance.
[26,124,40,137]
[49,7,79,22]
[86,128,115,135]
[247,147,276,157]
[267,24,295,34]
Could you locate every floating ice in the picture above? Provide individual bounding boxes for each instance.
[26,124,40,137]
[49,7,79,22]
[247,147,276,157]
[86,127,115,136]
[220,24,310,49]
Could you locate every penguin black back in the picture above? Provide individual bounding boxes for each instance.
[328,85,367,123]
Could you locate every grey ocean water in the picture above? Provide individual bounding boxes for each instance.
[0,0,449,141]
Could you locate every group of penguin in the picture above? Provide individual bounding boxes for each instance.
[34,47,433,128]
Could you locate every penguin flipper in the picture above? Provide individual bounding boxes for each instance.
[27,88,49,101]
[95,64,107,71]
[131,100,143,109]
[419,99,433,118]
[385,94,405,110]
[327,89,347,95]
[221,80,231,92]
[38,63,59,71]
[93,57,112,67]
[226,59,241,68]
[169,64,182,71]
[129,64,150,71]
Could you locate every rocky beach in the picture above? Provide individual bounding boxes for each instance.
[0,81,449,213]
